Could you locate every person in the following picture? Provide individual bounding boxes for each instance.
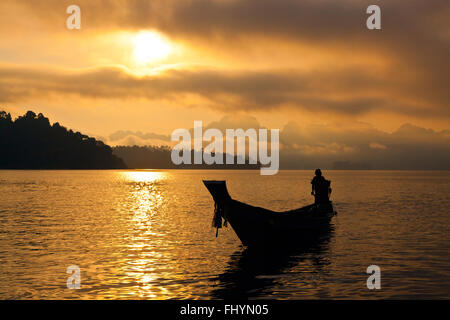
[311,169,331,204]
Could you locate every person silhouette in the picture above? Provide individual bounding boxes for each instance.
[311,169,331,204]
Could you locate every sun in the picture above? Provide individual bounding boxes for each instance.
[133,31,172,64]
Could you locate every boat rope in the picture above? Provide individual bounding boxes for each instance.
[212,201,228,237]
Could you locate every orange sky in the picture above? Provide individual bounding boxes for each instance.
[0,0,449,148]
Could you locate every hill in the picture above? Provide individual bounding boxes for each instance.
[0,110,126,169]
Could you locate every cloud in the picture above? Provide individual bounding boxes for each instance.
[104,114,450,169]
[279,121,450,169]
[109,130,170,142]
[4,1,446,40]
[1,64,447,119]
[205,114,263,131]
[107,135,169,147]
[296,142,355,156]
[369,142,387,150]
[106,130,171,146]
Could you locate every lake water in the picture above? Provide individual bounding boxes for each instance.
[0,170,449,299]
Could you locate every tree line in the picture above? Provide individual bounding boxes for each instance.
[0,110,126,169]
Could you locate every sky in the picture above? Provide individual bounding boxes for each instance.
[0,0,449,168]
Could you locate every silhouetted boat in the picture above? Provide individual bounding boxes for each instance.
[203,180,337,247]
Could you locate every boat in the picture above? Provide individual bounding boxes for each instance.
[203,180,337,247]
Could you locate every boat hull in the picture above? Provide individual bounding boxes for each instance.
[223,200,335,247]
[203,180,336,247]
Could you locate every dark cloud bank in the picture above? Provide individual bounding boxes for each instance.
[1,65,448,119]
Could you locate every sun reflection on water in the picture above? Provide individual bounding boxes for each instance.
[122,170,167,183]
[119,171,174,298]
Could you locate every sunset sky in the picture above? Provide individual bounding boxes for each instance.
[0,0,449,168]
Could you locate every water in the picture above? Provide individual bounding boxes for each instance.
[0,170,449,299]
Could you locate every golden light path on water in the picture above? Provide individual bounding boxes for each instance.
[71,169,228,300]
[120,171,171,299]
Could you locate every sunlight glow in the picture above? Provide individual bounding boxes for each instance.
[133,31,172,64]
[122,170,167,183]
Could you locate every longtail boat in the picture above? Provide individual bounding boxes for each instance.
[203,180,337,247]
